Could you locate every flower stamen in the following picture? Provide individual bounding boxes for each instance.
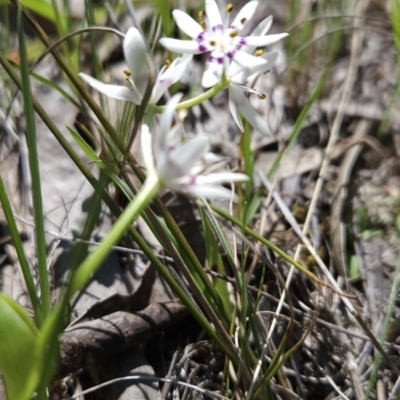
[226,3,233,12]
[255,49,264,56]
[123,69,131,80]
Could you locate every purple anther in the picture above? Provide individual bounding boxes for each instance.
[239,37,247,45]
[212,24,223,32]
[208,54,216,62]
[217,56,224,64]
[229,25,238,31]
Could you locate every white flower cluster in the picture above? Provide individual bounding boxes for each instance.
[79,0,287,200]
[160,0,287,135]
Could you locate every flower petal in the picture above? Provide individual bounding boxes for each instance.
[232,50,267,68]
[159,38,209,54]
[251,15,273,37]
[79,73,142,104]
[228,86,244,132]
[196,173,249,185]
[241,15,273,53]
[123,28,149,98]
[151,55,192,104]
[167,136,209,177]
[202,54,224,87]
[141,125,157,177]
[158,93,183,151]
[240,32,289,48]
[165,125,183,148]
[230,1,258,32]
[188,185,239,201]
[247,51,279,80]
[227,61,244,81]
[173,10,204,38]
[202,152,225,165]
[205,0,223,30]
[230,83,271,136]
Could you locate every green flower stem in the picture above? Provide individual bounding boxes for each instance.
[158,199,232,328]
[153,81,228,113]
[39,173,242,376]
[67,175,160,296]
[39,176,160,350]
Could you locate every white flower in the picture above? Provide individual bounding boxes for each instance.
[227,50,279,136]
[159,0,287,88]
[79,27,192,105]
[142,94,248,200]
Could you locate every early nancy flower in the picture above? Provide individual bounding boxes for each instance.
[222,15,284,136]
[79,27,192,105]
[142,94,248,200]
[227,50,279,136]
[159,0,288,88]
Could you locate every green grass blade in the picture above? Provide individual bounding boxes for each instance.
[364,250,400,399]
[267,70,326,179]
[67,125,101,164]
[0,293,42,400]
[28,69,82,111]
[17,6,50,318]
[154,0,174,38]
[377,0,400,138]
[247,70,327,221]
[199,208,232,315]
[18,0,67,26]
[0,177,42,325]
[37,174,106,392]
[391,0,400,54]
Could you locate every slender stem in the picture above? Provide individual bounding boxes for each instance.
[39,175,160,351]
[153,81,228,113]
[67,175,160,297]
[211,205,334,289]
[17,7,50,318]
[39,174,242,376]
[0,177,43,325]
[159,199,232,327]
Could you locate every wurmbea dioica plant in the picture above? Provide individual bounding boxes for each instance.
[79,27,193,105]
[80,1,287,136]
[159,0,287,88]
[159,0,288,135]
[227,50,279,136]
[142,94,249,200]
[0,2,288,398]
